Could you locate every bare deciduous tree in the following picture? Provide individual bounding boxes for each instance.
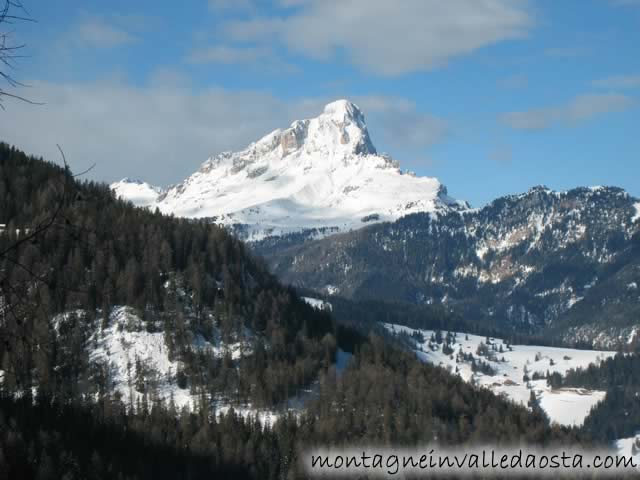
[0,0,38,107]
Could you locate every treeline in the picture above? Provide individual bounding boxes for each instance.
[561,353,640,390]
[321,294,483,334]
[316,292,592,350]
[581,387,640,442]
[0,392,280,480]
[557,354,640,442]
[299,334,583,447]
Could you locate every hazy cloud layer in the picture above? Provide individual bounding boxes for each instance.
[356,96,449,150]
[0,82,448,186]
[592,74,640,89]
[186,44,298,73]
[208,0,256,12]
[75,18,137,48]
[501,94,634,130]
[187,45,269,64]
[223,0,532,76]
[488,145,513,164]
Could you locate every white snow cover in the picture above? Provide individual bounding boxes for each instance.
[633,202,640,223]
[111,178,165,208]
[383,324,616,427]
[302,296,332,311]
[86,306,249,409]
[111,100,465,240]
[50,307,350,427]
[616,436,640,468]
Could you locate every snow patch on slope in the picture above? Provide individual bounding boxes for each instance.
[383,323,615,427]
[51,306,347,427]
[87,306,250,409]
[302,296,332,311]
[633,203,640,223]
[616,435,640,469]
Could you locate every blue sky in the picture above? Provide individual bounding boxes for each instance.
[1,0,639,206]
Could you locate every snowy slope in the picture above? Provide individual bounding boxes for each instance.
[302,296,333,311]
[48,306,350,427]
[616,436,640,468]
[383,323,615,427]
[111,178,165,208]
[88,306,251,408]
[89,306,198,409]
[51,306,251,410]
[633,202,640,223]
[112,100,465,240]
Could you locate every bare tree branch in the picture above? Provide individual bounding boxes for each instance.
[0,0,39,107]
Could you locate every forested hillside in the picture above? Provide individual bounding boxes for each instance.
[0,142,335,408]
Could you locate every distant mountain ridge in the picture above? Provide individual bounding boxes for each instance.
[255,185,640,347]
[111,99,466,240]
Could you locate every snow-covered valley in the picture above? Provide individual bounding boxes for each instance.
[383,323,616,427]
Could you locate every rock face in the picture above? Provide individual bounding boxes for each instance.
[112,100,466,241]
[255,186,640,345]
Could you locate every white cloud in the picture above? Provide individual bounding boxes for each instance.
[224,0,532,76]
[187,45,268,64]
[0,81,290,186]
[488,145,513,164]
[76,19,136,48]
[208,0,256,12]
[186,44,299,74]
[0,81,446,186]
[355,96,449,150]
[277,0,313,7]
[148,68,192,89]
[501,94,634,130]
[592,74,640,89]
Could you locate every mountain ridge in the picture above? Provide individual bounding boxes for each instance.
[255,184,640,346]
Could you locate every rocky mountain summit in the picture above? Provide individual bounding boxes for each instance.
[112,100,465,240]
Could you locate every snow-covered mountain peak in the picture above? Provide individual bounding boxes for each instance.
[112,99,466,240]
[111,178,165,207]
[203,99,377,165]
[322,98,362,119]
[312,99,376,156]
